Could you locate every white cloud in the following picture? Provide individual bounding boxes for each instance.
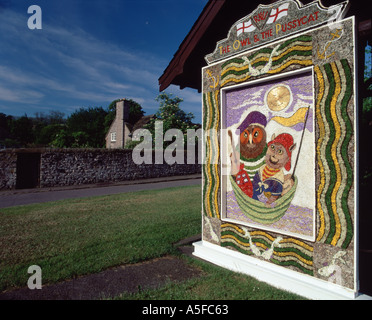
[0,86,44,103]
[0,8,168,115]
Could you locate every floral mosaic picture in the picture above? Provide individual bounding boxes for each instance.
[200,0,357,293]
[221,69,315,241]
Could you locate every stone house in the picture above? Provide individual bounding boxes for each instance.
[105,99,154,149]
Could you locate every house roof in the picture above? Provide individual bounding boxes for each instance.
[132,114,155,132]
[158,0,371,93]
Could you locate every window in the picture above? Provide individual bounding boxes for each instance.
[111,132,117,142]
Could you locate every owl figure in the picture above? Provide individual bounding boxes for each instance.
[229,111,268,187]
[239,125,266,160]
[237,111,267,160]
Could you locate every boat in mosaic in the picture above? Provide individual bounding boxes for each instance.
[229,174,297,224]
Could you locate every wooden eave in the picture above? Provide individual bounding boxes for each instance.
[158,0,225,92]
[159,0,371,93]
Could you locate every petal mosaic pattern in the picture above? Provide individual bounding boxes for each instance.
[314,60,354,249]
[220,35,312,87]
[221,223,314,275]
[203,91,220,218]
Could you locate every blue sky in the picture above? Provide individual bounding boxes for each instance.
[0,0,207,123]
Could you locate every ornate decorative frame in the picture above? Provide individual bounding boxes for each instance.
[199,1,358,296]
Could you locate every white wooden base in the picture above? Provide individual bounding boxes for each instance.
[193,240,362,300]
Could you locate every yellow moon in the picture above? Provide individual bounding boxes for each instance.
[266,85,291,111]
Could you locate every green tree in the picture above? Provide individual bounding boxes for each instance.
[51,128,72,148]
[140,92,199,152]
[0,113,12,146]
[32,111,66,147]
[10,115,34,147]
[144,92,198,148]
[65,107,108,148]
[48,111,65,125]
[35,124,65,146]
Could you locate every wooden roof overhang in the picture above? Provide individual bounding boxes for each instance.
[159,0,371,93]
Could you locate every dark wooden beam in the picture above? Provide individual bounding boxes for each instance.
[159,0,370,93]
[158,0,225,92]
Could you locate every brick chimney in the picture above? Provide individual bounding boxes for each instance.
[106,99,132,149]
[116,99,130,122]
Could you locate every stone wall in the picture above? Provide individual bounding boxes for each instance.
[0,148,201,190]
[0,151,17,189]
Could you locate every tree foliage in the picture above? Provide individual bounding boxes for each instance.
[0,98,145,149]
[64,107,108,148]
[144,92,198,148]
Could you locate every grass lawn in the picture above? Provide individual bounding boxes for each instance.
[0,184,305,300]
[0,185,201,292]
[115,255,305,300]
